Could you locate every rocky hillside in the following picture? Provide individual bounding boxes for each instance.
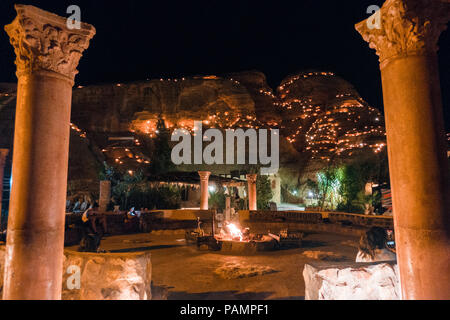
[276,71,386,162]
[0,71,386,187]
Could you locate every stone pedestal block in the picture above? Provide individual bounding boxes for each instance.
[1,246,152,300]
[303,261,401,300]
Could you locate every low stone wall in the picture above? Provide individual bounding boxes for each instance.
[244,221,368,238]
[65,210,216,245]
[0,246,152,300]
[245,210,323,224]
[238,210,392,237]
[153,209,215,221]
[303,261,401,300]
[328,212,393,229]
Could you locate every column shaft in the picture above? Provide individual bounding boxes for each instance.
[4,73,73,299]
[247,174,257,211]
[99,180,112,212]
[381,55,450,299]
[198,171,211,210]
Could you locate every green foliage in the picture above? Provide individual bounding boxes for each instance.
[317,166,342,210]
[209,186,227,211]
[110,168,181,210]
[149,116,175,175]
[99,161,116,181]
[256,175,273,210]
[338,158,383,213]
[351,190,381,213]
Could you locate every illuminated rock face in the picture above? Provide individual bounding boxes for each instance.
[71,76,257,134]
[303,261,401,300]
[0,70,386,192]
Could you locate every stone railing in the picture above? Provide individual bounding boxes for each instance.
[241,210,323,224]
[328,212,393,229]
[239,210,393,228]
[303,260,400,300]
[0,246,152,300]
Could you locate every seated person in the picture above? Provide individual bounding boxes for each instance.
[356,227,396,263]
[123,207,141,232]
[82,203,108,235]
[126,207,141,219]
[72,199,81,212]
[66,200,72,213]
[80,200,89,212]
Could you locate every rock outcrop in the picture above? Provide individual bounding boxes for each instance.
[277,71,386,161]
[71,76,257,134]
[303,261,401,300]
[0,71,387,196]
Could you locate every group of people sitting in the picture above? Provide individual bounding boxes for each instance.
[66,198,91,213]
[75,205,145,252]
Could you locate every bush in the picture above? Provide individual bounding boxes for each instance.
[113,180,181,210]
[209,187,227,211]
[257,175,273,210]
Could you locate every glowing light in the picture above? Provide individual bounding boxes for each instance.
[226,223,243,242]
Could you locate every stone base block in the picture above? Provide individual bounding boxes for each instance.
[0,246,152,300]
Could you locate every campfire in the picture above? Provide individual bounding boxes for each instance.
[186,219,304,252]
[216,223,247,242]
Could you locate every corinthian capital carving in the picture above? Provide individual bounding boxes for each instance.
[198,171,211,182]
[246,174,257,184]
[4,4,96,82]
[356,0,450,68]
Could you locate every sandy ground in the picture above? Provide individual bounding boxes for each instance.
[69,231,360,300]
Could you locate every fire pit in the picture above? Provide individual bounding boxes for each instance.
[214,223,277,253]
[186,219,304,253]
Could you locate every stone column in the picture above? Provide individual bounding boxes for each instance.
[99,180,111,212]
[246,174,257,211]
[0,149,9,225]
[198,171,211,210]
[269,174,281,204]
[225,196,231,221]
[356,0,450,300]
[3,5,95,300]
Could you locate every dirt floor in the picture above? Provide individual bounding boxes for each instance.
[69,229,360,300]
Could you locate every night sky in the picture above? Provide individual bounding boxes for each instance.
[0,0,449,130]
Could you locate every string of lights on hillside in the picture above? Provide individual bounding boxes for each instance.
[72,71,389,166]
[130,110,265,137]
[274,72,387,161]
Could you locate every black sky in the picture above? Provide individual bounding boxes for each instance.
[0,0,449,130]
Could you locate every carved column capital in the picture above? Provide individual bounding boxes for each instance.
[355,0,450,68]
[4,4,96,83]
[246,174,257,184]
[198,171,211,182]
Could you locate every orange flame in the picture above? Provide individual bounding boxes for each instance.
[226,223,243,241]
